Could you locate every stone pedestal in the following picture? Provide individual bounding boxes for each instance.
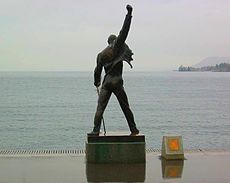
[86,132,146,163]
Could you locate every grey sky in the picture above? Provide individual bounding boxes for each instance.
[1,0,230,71]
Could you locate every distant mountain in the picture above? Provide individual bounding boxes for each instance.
[179,63,230,72]
[193,57,230,68]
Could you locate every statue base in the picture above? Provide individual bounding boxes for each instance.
[86,132,146,163]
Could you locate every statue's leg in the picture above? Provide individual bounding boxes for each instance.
[93,87,112,132]
[113,86,139,133]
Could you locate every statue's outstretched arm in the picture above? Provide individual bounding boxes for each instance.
[114,5,133,52]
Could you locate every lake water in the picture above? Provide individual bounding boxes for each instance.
[0,71,229,150]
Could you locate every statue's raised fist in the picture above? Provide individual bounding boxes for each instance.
[126,4,132,14]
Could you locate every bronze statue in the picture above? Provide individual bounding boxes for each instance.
[89,4,139,136]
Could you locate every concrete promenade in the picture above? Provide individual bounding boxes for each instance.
[0,149,229,183]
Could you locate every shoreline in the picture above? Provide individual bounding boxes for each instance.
[0,148,229,157]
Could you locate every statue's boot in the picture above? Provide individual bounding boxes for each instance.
[130,129,139,136]
[87,131,100,136]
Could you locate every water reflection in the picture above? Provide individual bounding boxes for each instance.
[86,163,146,182]
[161,159,184,179]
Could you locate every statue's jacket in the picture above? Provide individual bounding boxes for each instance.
[94,14,134,87]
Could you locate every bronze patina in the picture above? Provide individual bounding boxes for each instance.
[89,5,139,136]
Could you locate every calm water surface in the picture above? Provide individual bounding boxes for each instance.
[0,71,229,150]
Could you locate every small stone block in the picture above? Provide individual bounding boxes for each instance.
[161,136,184,160]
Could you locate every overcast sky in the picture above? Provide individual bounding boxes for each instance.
[1,0,230,71]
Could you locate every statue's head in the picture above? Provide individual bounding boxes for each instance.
[108,34,117,44]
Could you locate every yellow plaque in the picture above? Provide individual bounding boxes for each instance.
[168,139,180,151]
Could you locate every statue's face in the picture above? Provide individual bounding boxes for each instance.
[108,34,117,44]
